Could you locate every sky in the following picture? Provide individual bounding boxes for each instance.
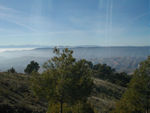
[0,0,150,46]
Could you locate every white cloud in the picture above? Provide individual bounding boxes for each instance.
[0,48,34,53]
[0,5,19,13]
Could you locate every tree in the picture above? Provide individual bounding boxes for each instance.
[112,56,150,113]
[112,72,131,87]
[93,64,115,80]
[7,67,16,73]
[24,61,40,74]
[31,48,94,113]
[93,64,131,87]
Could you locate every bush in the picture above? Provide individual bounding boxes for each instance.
[24,61,40,74]
[7,67,16,73]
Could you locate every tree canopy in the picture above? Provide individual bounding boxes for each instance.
[112,56,150,113]
[31,48,94,113]
[24,61,40,74]
[93,64,131,87]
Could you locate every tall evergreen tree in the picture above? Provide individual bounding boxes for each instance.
[31,48,94,113]
[112,56,150,113]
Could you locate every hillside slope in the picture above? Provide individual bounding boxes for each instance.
[0,72,47,113]
[0,73,125,113]
[91,78,125,112]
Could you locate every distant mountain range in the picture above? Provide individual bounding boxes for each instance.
[0,46,150,73]
[0,45,49,48]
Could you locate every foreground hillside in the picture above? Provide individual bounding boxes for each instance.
[0,72,47,113]
[91,78,125,112]
[0,72,125,113]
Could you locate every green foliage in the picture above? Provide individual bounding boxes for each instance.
[93,64,131,87]
[111,72,131,87]
[31,48,94,113]
[93,64,115,79]
[24,61,40,74]
[46,102,96,113]
[76,102,96,113]
[0,61,127,113]
[7,67,16,73]
[112,56,150,113]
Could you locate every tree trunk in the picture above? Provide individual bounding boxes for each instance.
[146,105,148,113]
[146,92,149,113]
[60,100,63,113]
[78,102,80,113]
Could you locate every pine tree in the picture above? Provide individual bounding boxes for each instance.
[112,56,150,113]
[31,48,94,113]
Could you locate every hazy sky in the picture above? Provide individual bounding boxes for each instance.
[0,0,150,46]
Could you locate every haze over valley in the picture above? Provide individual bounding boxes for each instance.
[0,46,150,73]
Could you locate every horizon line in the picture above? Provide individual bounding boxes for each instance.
[0,45,150,48]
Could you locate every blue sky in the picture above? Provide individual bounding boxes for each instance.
[0,0,150,46]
